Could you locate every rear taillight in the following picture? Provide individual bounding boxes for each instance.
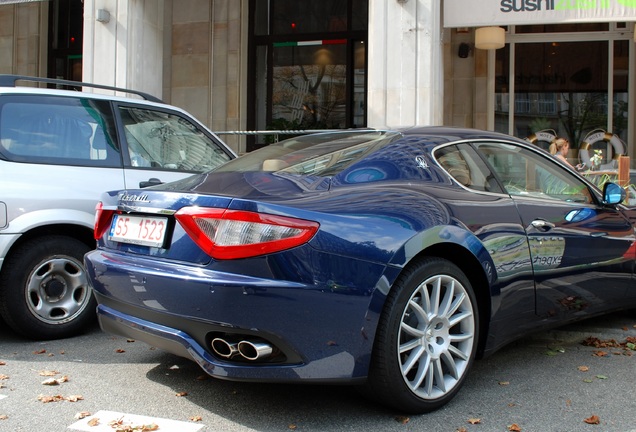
[94,202,115,240]
[174,207,319,260]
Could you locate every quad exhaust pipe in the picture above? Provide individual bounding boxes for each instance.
[211,337,273,361]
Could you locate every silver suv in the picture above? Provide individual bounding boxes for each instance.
[0,75,235,339]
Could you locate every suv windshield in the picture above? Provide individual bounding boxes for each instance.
[213,130,401,177]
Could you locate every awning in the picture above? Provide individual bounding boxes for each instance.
[444,0,636,28]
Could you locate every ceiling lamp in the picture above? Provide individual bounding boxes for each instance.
[475,26,505,50]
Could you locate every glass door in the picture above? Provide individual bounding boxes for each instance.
[248,0,368,150]
[494,24,633,168]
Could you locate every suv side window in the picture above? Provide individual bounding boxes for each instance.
[0,95,120,167]
[118,106,232,172]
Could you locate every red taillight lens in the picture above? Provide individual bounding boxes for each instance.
[94,202,115,240]
[174,207,319,260]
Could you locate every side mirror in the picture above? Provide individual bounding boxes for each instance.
[602,182,626,205]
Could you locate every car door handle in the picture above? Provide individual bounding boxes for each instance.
[531,219,555,232]
[139,178,163,188]
[590,232,608,237]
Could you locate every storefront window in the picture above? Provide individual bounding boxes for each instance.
[495,31,629,164]
[249,0,368,150]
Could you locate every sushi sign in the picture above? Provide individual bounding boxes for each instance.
[444,0,636,27]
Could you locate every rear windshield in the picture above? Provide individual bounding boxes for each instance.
[213,130,402,177]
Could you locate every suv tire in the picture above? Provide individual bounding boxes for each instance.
[0,235,95,339]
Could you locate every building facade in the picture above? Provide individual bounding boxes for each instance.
[0,0,634,165]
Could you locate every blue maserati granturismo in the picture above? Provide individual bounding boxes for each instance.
[85,127,636,413]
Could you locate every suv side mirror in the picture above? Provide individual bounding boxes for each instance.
[602,182,626,205]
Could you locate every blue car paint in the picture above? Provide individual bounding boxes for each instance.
[85,127,636,386]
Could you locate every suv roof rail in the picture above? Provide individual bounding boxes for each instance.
[0,74,163,103]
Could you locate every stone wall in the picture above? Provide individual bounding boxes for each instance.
[167,0,245,153]
[0,3,46,77]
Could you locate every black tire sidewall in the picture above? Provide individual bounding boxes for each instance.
[367,257,479,413]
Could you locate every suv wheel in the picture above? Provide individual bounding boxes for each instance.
[0,235,95,339]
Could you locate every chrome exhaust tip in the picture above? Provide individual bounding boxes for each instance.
[238,340,273,360]
[211,338,239,358]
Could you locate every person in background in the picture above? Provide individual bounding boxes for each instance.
[549,137,584,170]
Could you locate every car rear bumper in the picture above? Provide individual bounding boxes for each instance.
[96,302,365,384]
[86,249,386,383]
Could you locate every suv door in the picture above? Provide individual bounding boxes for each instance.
[115,104,234,189]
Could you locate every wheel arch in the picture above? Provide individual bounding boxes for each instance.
[2,223,95,270]
[416,242,491,358]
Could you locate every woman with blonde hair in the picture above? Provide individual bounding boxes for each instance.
[549,137,583,170]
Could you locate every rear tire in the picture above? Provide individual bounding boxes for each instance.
[0,235,95,339]
[364,257,478,413]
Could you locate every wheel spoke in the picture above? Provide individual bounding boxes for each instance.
[407,297,430,326]
[401,345,426,376]
[448,343,469,361]
[449,310,473,327]
[429,278,441,315]
[409,353,431,390]
[400,321,426,340]
[432,358,446,393]
[444,290,465,319]
[437,279,455,316]
[449,332,473,343]
[440,349,459,379]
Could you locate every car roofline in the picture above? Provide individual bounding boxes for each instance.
[0,74,162,103]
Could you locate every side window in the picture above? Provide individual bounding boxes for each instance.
[118,106,232,172]
[474,142,593,204]
[435,144,503,193]
[0,96,120,167]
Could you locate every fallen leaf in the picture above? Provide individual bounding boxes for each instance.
[508,424,522,431]
[583,378,594,383]
[0,375,8,380]
[196,375,208,381]
[592,350,609,357]
[395,416,409,424]
[0,415,7,420]
[127,339,135,343]
[584,415,600,425]
[38,394,64,403]
[499,381,510,386]
[577,366,589,372]
[176,391,188,397]
[0,361,5,366]
[189,415,203,422]
[288,425,298,430]
[65,394,83,402]
[87,417,100,426]
[33,349,46,355]
[596,375,608,380]
[38,370,59,376]
[41,378,60,386]
[456,428,468,432]
[74,411,92,419]
[467,418,481,424]
[115,349,126,354]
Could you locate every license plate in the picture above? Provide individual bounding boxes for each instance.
[109,214,168,247]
